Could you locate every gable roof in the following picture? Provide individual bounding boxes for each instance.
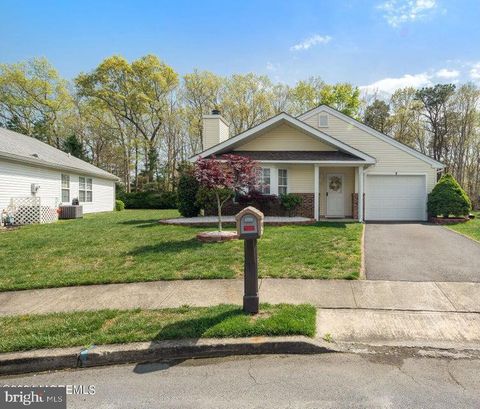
[0,127,118,180]
[190,112,376,164]
[298,105,445,169]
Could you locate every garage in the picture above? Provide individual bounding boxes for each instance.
[365,174,427,221]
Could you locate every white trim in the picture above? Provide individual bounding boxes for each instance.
[318,113,329,128]
[365,172,428,176]
[190,112,376,164]
[79,175,93,203]
[298,105,445,169]
[314,165,320,220]
[258,167,272,195]
[358,166,364,222]
[278,168,288,195]
[257,160,369,165]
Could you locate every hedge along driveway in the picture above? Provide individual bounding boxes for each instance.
[0,210,363,291]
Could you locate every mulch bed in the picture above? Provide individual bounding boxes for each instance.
[429,217,470,225]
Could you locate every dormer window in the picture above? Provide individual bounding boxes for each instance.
[319,114,329,128]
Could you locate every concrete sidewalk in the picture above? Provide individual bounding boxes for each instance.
[1,278,480,316]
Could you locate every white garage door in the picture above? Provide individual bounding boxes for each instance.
[365,175,427,221]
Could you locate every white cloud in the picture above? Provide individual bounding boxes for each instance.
[290,34,332,51]
[377,0,438,27]
[469,63,480,80]
[435,68,459,79]
[360,72,432,94]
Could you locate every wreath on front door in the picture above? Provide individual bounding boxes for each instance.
[329,176,342,192]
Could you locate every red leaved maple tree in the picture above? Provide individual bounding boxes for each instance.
[194,154,259,231]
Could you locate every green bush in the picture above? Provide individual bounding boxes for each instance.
[427,173,471,218]
[177,165,200,217]
[196,187,233,211]
[279,193,303,216]
[121,191,177,209]
[237,190,279,213]
[115,200,125,211]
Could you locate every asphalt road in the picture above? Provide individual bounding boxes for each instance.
[365,223,480,282]
[2,353,480,408]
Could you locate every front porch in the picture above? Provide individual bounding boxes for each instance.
[249,163,365,222]
[313,165,364,222]
[203,162,366,221]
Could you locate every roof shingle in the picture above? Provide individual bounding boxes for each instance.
[0,127,117,180]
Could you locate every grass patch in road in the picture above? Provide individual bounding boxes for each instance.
[0,304,316,353]
[0,209,363,291]
[447,212,480,242]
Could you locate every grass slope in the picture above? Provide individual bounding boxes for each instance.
[0,210,362,291]
[0,304,316,353]
[447,211,480,242]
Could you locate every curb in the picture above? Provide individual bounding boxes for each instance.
[0,337,338,376]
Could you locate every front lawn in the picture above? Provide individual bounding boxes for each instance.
[0,304,316,353]
[447,211,480,242]
[0,210,363,291]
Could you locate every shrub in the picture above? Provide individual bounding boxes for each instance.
[427,173,472,218]
[196,187,233,212]
[279,193,303,216]
[122,191,177,209]
[177,165,201,217]
[115,200,125,211]
[237,190,279,213]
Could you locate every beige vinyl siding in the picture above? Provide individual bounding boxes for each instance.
[303,112,437,192]
[236,123,336,151]
[319,167,355,217]
[202,117,229,150]
[258,163,315,194]
[285,164,315,193]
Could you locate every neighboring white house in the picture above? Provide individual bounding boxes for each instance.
[192,105,445,221]
[0,127,118,215]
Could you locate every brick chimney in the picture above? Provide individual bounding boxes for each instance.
[202,109,229,151]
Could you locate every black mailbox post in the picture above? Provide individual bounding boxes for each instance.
[235,206,264,314]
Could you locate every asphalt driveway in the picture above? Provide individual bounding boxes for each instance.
[365,223,480,282]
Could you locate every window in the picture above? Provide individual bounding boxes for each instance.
[258,168,271,194]
[79,176,93,202]
[278,169,288,195]
[319,114,329,127]
[61,174,70,203]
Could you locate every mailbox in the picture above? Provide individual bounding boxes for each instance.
[235,206,264,314]
[235,206,264,240]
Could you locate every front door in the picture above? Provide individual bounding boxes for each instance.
[326,173,344,218]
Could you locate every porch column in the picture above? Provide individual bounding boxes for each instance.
[358,165,364,222]
[314,164,320,220]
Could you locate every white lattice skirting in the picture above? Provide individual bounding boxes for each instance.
[8,197,58,225]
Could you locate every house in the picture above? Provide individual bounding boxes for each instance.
[0,127,117,216]
[191,106,445,221]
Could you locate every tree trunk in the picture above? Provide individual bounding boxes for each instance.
[215,191,222,232]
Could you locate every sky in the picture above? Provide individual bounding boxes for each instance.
[1,0,480,95]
